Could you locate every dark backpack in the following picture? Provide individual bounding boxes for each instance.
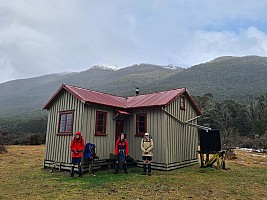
[85,142,97,160]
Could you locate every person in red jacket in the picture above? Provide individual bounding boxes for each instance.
[70,131,85,177]
[114,133,129,174]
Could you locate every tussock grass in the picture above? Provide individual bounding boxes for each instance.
[0,145,7,154]
[0,146,266,200]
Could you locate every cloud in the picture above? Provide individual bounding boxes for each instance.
[174,27,267,66]
[1,0,267,83]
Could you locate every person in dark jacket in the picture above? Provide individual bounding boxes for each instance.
[70,131,85,177]
[114,133,129,174]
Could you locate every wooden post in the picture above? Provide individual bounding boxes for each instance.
[200,152,204,168]
[205,153,209,163]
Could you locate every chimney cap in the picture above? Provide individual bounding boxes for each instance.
[135,87,139,96]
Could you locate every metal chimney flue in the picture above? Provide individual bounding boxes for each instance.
[135,87,139,96]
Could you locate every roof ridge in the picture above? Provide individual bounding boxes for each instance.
[63,84,125,99]
[64,84,186,99]
[127,87,186,98]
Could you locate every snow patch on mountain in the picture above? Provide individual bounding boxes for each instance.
[163,64,181,70]
[92,65,120,71]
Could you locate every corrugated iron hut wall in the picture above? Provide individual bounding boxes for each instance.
[82,104,115,161]
[164,96,199,170]
[126,107,168,170]
[44,90,84,168]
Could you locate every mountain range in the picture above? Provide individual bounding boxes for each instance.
[147,56,267,101]
[0,56,267,117]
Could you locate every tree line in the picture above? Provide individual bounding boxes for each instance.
[195,93,267,149]
[0,115,47,147]
[0,93,267,149]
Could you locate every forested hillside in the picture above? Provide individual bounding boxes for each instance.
[1,56,267,117]
[148,56,267,102]
[194,93,267,149]
[0,64,182,117]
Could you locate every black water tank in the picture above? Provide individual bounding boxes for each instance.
[199,129,221,152]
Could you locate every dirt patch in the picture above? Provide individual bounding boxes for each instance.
[227,149,267,168]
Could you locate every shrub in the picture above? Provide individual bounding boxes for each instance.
[0,145,7,153]
[25,133,46,145]
[0,133,46,145]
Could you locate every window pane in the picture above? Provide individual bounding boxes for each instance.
[59,126,65,133]
[66,117,72,125]
[139,116,145,121]
[66,120,71,127]
[60,120,65,126]
[139,127,145,133]
[67,113,72,120]
[60,119,66,124]
[65,125,71,132]
[61,114,67,121]
[98,114,103,120]
[98,119,103,126]
[59,113,66,132]
[139,122,145,127]
[97,125,103,132]
[180,97,185,109]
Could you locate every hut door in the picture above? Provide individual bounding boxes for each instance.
[115,120,124,142]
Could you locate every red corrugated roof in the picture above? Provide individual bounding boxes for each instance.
[64,85,126,107]
[42,84,125,109]
[43,84,201,115]
[126,88,185,108]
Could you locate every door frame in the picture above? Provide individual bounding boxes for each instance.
[115,120,124,142]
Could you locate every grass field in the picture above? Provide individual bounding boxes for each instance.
[0,145,266,200]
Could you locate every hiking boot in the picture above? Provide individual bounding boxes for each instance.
[142,164,147,175]
[78,166,82,178]
[123,163,128,174]
[148,164,151,176]
[70,166,74,178]
[114,163,119,174]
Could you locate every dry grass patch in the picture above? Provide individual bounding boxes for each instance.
[228,149,267,167]
[0,146,266,200]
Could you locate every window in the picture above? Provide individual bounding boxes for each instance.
[180,96,186,110]
[95,111,107,136]
[136,113,147,136]
[58,111,74,135]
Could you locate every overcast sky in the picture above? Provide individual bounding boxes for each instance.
[1,0,267,83]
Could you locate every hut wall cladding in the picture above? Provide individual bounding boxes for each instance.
[165,96,199,165]
[128,108,167,164]
[45,90,84,164]
[82,104,115,160]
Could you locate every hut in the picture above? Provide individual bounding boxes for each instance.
[43,84,203,171]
